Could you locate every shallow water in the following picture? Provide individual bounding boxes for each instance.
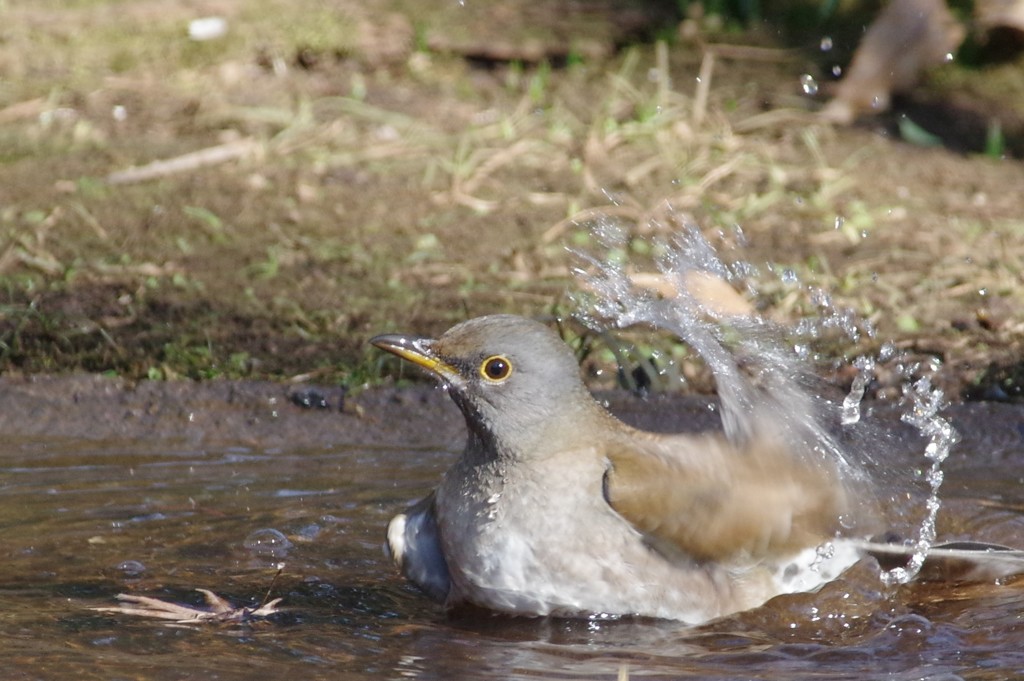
[3,384,1024,681]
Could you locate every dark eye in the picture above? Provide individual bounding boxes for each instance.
[480,355,512,381]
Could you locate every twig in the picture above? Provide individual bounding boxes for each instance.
[458,139,543,196]
[0,97,47,124]
[696,154,743,193]
[92,589,284,624]
[734,108,816,133]
[70,202,110,240]
[693,50,715,126]
[655,40,671,113]
[106,138,261,185]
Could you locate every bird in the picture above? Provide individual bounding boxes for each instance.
[370,314,1024,622]
[370,314,868,622]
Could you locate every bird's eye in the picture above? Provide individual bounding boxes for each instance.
[480,355,512,382]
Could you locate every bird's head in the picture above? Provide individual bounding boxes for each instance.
[371,315,597,460]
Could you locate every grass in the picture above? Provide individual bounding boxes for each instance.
[0,2,1022,396]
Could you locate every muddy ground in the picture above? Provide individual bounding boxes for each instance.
[1,0,1022,404]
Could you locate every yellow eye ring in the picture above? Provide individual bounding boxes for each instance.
[480,355,512,382]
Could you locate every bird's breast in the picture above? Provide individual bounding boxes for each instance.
[432,451,658,615]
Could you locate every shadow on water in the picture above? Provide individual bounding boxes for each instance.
[2,379,1024,680]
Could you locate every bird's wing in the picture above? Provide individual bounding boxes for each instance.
[387,492,452,603]
[602,431,849,564]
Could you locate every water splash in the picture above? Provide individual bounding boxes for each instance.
[571,210,959,580]
[841,356,875,425]
[572,214,865,485]
[879,373,958,585]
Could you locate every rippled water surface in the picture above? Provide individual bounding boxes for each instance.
[3,391,1024,681]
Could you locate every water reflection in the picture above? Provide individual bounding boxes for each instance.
[2,398,1024,679]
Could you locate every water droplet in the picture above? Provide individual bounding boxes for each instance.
[837,513,858,530]
[834,215,845,230]
[781,268,798,284]
[117,560,146,575]
[799,74,818,95]
[810,288,832,308]
[244,528,293,558]
[978,288,988,296]
[944,52,954,63]
[820,36,833,51]
[842,356,875,425]
[831,65,842,77]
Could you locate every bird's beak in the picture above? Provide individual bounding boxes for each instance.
[370,334,460,382]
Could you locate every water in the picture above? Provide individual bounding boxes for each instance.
[878,374,961,586]
[3,393,1024,680]
[841,356,875,426]
[2,215,1023,678]
[800,74,819,96]
[1,433,443,679]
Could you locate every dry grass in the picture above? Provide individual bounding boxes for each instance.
[0,1,1021,391]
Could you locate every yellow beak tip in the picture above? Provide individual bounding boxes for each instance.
[370,334,458,379]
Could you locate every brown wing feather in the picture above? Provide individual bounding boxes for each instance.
[603,431,850,563]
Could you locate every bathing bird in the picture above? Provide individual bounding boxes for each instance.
[372,314,1024,621]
